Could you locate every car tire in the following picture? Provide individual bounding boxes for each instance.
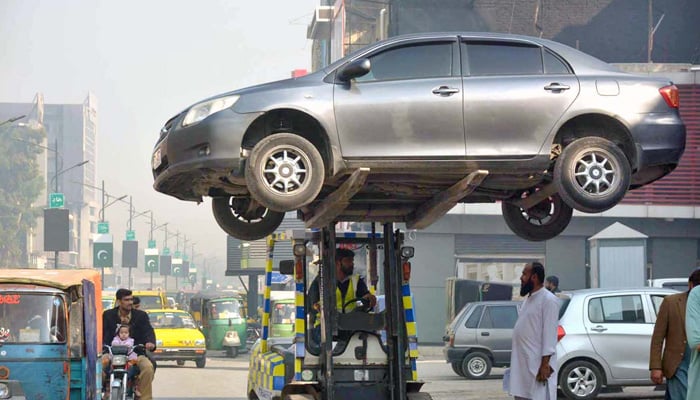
[176,360,185,366]
[451,361,466,377]
[245,133,325,212]
[212,196,285,241]
[554,137,631,213]
[460,351,492,380]
[226,346,238,358]
[502,190,573,242]
[196,357,207,368]
[559,360,603,400]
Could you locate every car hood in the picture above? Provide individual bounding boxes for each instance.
[155,327,205,347]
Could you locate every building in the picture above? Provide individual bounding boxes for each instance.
[304,0,700,343]
[0,93,99,268]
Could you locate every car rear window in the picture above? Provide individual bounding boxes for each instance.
[479,305,518,329]
[558,298,570,320]
[463,41,543,76]
[464,305,483,329]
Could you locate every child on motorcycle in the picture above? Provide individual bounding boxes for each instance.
[103,324,141,397]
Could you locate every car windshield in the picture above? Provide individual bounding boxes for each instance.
[210,300,241,319]
[139,295,164,310]
[0,292,66,344]
[149,312,196,329]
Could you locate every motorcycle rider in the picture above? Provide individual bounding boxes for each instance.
[103,289,156,400]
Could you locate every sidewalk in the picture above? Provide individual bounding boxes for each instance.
[418,344,444,359]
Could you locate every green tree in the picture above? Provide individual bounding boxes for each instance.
[0,123,45,267]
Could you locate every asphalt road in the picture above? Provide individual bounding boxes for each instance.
[152,350,663,400]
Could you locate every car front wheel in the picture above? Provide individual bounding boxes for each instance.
[245,133,325,212]
[196,357,207,368]
[554,137,630,213]
[559,360,603,400]
[212,196,285,241]
[502,189,573,242]
[460,351,492,380]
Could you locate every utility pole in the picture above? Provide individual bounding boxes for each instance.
[150,212,155,289]
[53,138,59,269]
[128,196,133,288]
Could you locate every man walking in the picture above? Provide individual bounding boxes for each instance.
[508,262,560,400]
[649,269,700,399]
[103,289,157,400]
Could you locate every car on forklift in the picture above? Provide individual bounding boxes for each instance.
[247,224,431,400]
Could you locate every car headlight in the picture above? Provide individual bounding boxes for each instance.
[156,339,163,346]
[195,339,205,346]
[182,95,240,127]
[0,382,9,399]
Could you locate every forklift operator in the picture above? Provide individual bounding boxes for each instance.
[308,248,377,342]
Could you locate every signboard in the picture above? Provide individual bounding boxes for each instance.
[126,230,135,241]
[48,193,64,209]
[159,255,172,276]
[148,240,156,249]
[144,248,159,273]
[94,242,113,268]
[44,208,69,251]
[97,222,109,234]
[163,247,170,256]
[122,240,138,268]
[172,257,183,277]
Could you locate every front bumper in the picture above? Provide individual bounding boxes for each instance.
[151,347,206,361]
[151,109,263,201]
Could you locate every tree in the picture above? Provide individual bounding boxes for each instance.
[0,123,45,267]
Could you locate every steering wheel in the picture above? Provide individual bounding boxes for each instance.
[342,297,371,314]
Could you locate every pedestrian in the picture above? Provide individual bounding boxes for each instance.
[544,276,560,293]
[103,288,157,400]
[685,269,700,398]
[650,268,700,400]
[133,296,141,310]
[508,262,560,400]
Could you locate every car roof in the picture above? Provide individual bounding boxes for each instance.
[563,287,679,296]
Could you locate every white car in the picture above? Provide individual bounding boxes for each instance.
[647,278,688,292]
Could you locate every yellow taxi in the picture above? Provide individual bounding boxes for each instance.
[147,309,207,368]
[133,290,168,310]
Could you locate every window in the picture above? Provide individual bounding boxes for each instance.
[464,42,543,76]
[465,305,483,329]
[544,49,571,74]
[479,305,518,329]
[356,42,453,82]
[651,295,667,317]
[588,295,645,323]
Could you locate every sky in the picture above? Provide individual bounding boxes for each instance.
[0,0,319,276]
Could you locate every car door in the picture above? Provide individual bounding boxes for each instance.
[584,293,652,381]
[461,39,580,158]
[454,304,482,350]
[476,304,519,364]
[333,38,466,158]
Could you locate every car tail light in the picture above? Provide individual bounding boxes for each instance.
[448,334,454,347]
[557,325,566,342]
[659,85,680,108]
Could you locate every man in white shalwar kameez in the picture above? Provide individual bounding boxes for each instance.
[508,262,560,400]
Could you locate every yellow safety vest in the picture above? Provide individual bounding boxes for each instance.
[314,274,360,327]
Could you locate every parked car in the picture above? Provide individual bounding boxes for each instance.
[148,309,207,368]
[443,300,522,379]
[647,277,687,292]
[152,32,685,242]
[556,287,678,400]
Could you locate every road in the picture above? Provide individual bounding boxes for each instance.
[152,351,663,400]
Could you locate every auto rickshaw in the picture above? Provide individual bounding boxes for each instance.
[0,268,103,399]
[190,291,247,357]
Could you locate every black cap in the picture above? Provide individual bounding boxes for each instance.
[546,275,559,286]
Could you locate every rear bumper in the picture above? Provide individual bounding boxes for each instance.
[630,113,686,170]
[443,346,468,363]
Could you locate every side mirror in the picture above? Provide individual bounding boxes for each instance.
[337,58,371,82]
[401,246,414,259]
[279,260,294,275]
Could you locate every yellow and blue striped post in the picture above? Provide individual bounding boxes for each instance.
[261,234,276,353]
[402,277,419,380]
[293,244,306,380]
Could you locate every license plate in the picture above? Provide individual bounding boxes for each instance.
[152,147,162,170]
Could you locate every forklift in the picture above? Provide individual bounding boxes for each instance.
[247,222,430,400]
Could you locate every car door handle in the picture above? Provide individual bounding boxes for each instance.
[544,83,571,91]
[590,325,608,332]
[432,86,460,96]
[480,332,490,336]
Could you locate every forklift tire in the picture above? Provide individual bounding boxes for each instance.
[407,392,433,400]
[461,351,492,379]
[502,191,573,242]
[212,196,285,241]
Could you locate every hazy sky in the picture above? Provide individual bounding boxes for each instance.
[0,0,319,272]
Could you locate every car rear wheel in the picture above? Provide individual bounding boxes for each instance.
[212,196,285,241]
[461,351,492,379]
[226,346,238,358]
[246,133,325,212]
[559,360,603,400]
[502,189,573,241]
[196,357,207,368]
[554,137,630,213]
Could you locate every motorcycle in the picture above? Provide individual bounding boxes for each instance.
[103,344,144,400]
[246,322,261,349]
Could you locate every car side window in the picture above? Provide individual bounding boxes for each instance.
[651,295,667,317]
[479,305,518,329]
[543,49,571,74]
[462,41,543,76]
[588,295,645,323]
[465,305,483,329]
[355,42,453,83]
